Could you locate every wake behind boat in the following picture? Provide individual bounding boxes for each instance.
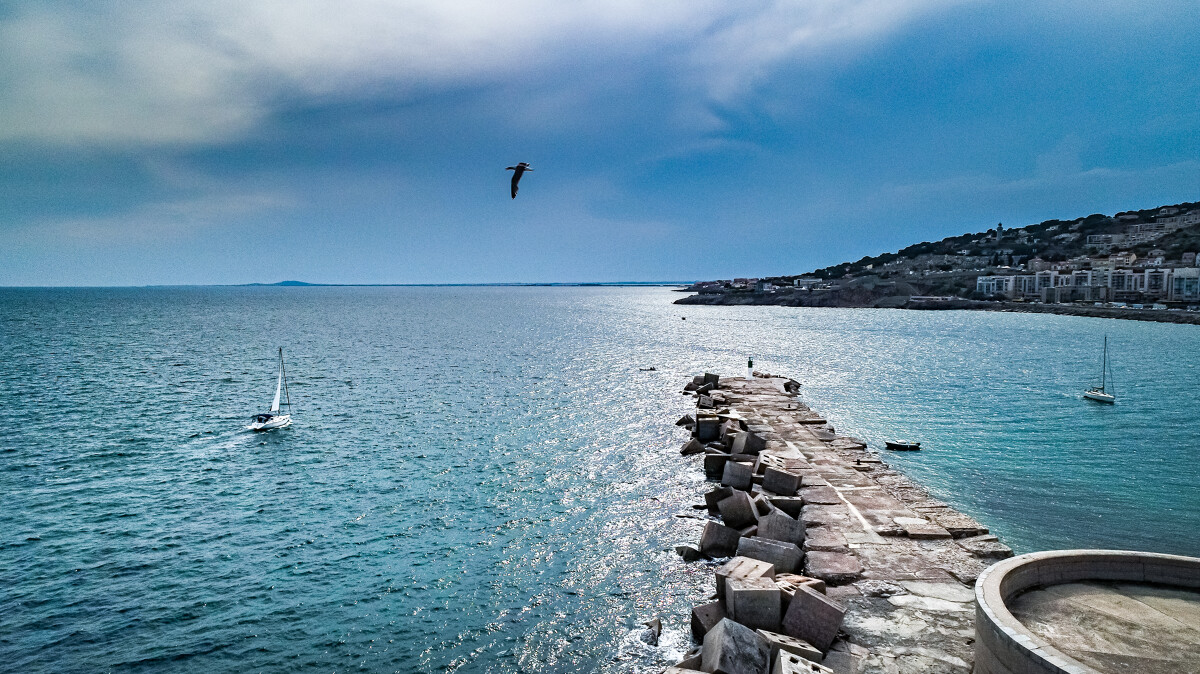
[249,347,292,430]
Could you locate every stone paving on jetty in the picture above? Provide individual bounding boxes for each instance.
[667,374,1014,674]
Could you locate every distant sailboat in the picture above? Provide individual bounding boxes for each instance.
[249,347,293,430]
[1083,336,1116,404]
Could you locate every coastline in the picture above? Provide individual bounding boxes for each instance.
[666,373,1011,673]
[674,292,1200,325]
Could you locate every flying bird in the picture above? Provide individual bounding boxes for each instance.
[506,162,533,199]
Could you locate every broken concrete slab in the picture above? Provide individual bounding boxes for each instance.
[682,438,706,456]
[676,545,703,562]
[800,505,852,529]
[802,528,848,553]
[702,618,770,674]
[780,584,847,652]
[758,511,806,547]
[727,577,782,632]
[716,556,777,599]
[677,413,696,427]
[691,601,727,642]
[738,536,804,574]
[719,491,759,529]
[955,534,1013,558]
[799,486,841,505]
[932,512,988,539]
[805,551,864,585]
[700,521,742,558]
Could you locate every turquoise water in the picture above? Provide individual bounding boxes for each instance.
[2,287,1197,672]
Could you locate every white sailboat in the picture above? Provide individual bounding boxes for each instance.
[1083,335,1116,404]
[249,347,293,430]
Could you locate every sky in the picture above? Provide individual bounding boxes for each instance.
[1,1,1198,285]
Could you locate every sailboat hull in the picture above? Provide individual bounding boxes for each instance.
[249,414,292,430]
[1083,390,1115,404]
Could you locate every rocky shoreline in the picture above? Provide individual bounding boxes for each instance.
[675,292,1200,325]
[663,373,1012,674]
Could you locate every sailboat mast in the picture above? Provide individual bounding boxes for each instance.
[281,347,292,413]
[1101,336,1107,391]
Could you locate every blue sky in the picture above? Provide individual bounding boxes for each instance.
[2,1,1198,285]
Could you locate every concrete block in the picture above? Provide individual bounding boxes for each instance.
[676,545,703,562]
[691,601,727,641]
[756,630,823,664]
[737,536,803,574]
[773,650,834,673]
[700,521,742,558]
[758,511,806,546]
[681,438,705,456]
[704,451,731,478]
[727,577,782,632]
[701,618,770,674]
[768,496,805,518]
[697,382,716,395]
[703,372,720,387]
[677,414,696,427]
[696,416,721,442]
[698,395,716,409]
[780,585,846,652]
[763,468,802,496]
[719,491,759,529]
[663,667,704,674]
[752,494,774,517]
[693,375,706,386]
[722,461,755,491]
[739,524,759,538]
[716,556,776,598]
[730,431,768,456]
[705,486,734,515]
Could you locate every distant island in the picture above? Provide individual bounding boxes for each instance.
[677,200,1200,324]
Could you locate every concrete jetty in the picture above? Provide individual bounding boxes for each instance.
[668,374,1014,674]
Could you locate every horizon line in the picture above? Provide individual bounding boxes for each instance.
[0,281,697,289]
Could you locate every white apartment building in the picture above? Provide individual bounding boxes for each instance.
[977,267,1200,302]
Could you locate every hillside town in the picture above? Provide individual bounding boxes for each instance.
[679,202,1200,312]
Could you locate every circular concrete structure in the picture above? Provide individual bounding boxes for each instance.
[974,549,1200,674]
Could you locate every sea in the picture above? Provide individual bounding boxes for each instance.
[2,286,1197,673]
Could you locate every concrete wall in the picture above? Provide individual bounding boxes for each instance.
[973,549,1200,674]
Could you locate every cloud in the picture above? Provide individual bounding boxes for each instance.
[1,189,295,247]
[0,1,956,146]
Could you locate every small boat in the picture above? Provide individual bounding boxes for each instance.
[885,441,921,451]
[249,347,292,430]
[1083,335,1116,404]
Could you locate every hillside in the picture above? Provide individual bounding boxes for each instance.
[677,200,1200,314]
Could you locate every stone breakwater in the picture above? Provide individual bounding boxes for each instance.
[665,374,1014,674]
